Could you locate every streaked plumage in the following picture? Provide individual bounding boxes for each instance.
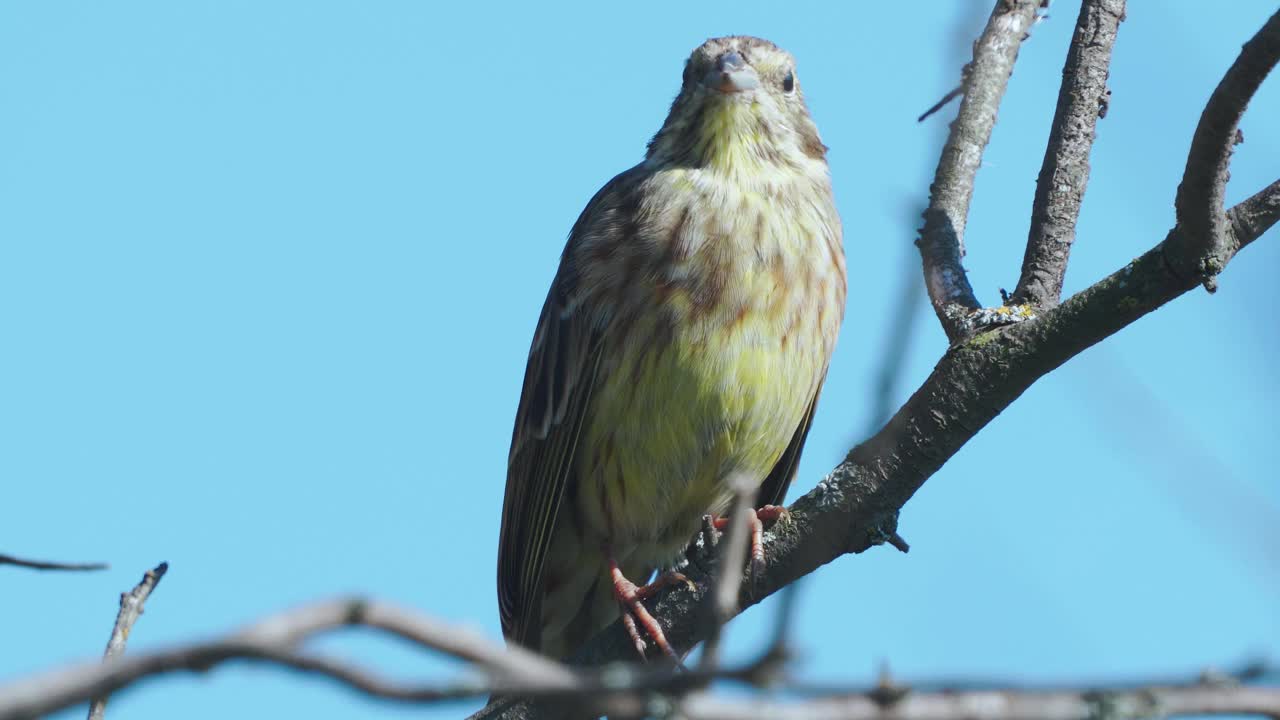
[498,36,846,660]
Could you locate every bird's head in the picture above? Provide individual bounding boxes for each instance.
[646,36,828,172]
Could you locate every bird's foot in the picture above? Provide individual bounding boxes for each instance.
[711,505,790,577]
[608,558,692,662]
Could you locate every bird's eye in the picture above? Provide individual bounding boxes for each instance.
[782,71,795,93]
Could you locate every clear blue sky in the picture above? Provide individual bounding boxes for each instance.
[2,2,1276,718]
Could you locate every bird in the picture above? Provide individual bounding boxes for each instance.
[497,35,846,662]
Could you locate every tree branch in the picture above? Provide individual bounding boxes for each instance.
[0,554,107,572]
[1170,8,1280,290]
[1012,0,1125,309]
[1228,178,1280,248]
[0,598,586,720]
[918,0,1041,341]
[3,599,1275,720]
[674,683,1280,720]
[87,562,168,720]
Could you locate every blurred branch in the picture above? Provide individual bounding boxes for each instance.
[3,592,1275,720]
[0,597,785,720]
[867,1,987,435]
[1012,0,1125,309]
[918,0,1041,341]
[1170,9,1280,291]
[1080,348,1280,587]
[87,562,168,720]
[0,598,578,720]
[675,682,1280,720]
[866,208,927,435]
[917,85,964,123]
[5,589,1274,717]
[697,477,754,671]
[0,554,107,572]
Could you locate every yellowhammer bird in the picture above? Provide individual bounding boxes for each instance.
[498,35,845,661]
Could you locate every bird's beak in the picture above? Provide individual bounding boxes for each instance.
[705,50,759,94]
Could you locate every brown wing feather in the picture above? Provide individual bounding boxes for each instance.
[754,379,826,509]
[497,279,602,649]
[497,168,643,650]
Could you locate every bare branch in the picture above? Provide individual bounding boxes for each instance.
[0,598,583,720]
[1012,0,1125,309]
[0,596,801,720]
[86,562,168,720]
[5,589,1274,720]
[1170,8,1280,290]
[1227,177,1280,252]
[96,564,168,660]
[675,683,1280,720]
[918,0,1041,341]
[0,554,107,572]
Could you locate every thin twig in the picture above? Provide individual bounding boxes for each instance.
[87,562,168,720]
[697,476,754,672]
[917,85,963,122]
[0,597,785,720]
[0,554,108,572]
[918,0,1042,341]
[1170,8,1280,290]
[1012,0,1125,309]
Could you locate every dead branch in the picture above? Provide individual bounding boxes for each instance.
[87,562,168,720]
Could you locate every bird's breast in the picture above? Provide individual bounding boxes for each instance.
[570,167,845,567]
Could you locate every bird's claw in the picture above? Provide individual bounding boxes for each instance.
[711,505,789,580]
[610,560,687,661]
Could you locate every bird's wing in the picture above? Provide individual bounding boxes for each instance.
[754,379,826,509]
[497,170,640,649]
